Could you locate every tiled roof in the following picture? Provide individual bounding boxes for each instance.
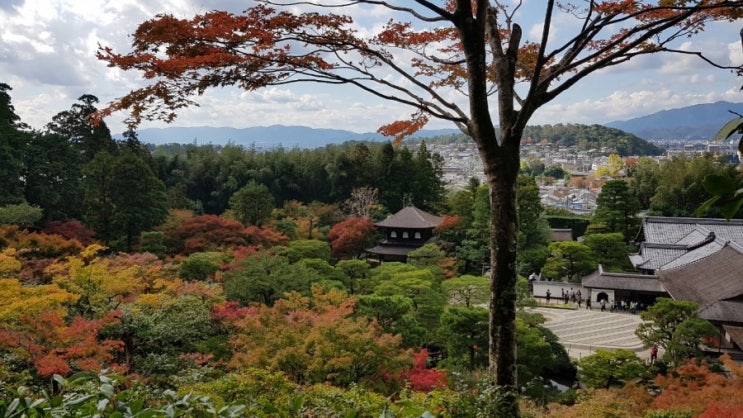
[660,239,725,271]
[642,216,743,245]
[582,266,664,293]
[632,216,743,273]
[376,206,444,229]
[365,244,418,256]
[631,244,687,270]
[674,228,711,246]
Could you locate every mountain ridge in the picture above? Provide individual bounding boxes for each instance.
[120,101,743,147]
[605,100,743,140]
[127,124,461,148]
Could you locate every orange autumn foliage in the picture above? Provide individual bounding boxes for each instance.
[227,286,409,387]
[434,214,461,233]
[0,310,124,377]
[0,279,78,323]
[539,383,653,418]
[42,220,96,246]
[243,225,289,248]
[0,225,83,258]
[650,355,743,416]
[165,215,288,255]
[327,217,376,260]
[539,356,743,417]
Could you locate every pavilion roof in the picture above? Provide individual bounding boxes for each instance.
[376,206,444,229]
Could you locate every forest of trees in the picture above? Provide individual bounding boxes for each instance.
[416,124,666,157]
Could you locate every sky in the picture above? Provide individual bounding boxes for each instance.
[1,0,742,136]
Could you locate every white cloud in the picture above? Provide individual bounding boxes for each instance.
[1,0,741,136]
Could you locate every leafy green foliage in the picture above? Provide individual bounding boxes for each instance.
[636,298,717,368]
[0,203,43,227]
[438,306,489,369]
[441,274,489,308]
[591,179,639,241]
[335,259,370,295]
[179,252,227,281]
[542,241,596,282]
[83,150,168,250]
[634,154,743,218]
[222,253,318,306]
[110,294,219,376]
[274,239,331,263]
[0,372,248,417]
[578,349,647,389]
[697,173,743,219]
[583,232,633,271]
[229,181,275,226]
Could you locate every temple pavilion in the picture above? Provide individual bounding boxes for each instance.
[365,205,444,263]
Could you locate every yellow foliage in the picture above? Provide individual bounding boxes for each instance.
[0,279,78,323]
[294,217,325,240]
[595,153,624,177]
[48,253,149,314]
[133,293,173,308]
[81,243,107,260]
[0,248,22,278]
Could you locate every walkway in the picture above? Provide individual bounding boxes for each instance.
[532,306,652,361]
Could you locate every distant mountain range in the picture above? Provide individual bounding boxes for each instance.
[129,125,460,149]
[122,101,743,147]
[606,101,743,140]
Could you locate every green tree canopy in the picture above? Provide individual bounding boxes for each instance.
[222,253,319,307]
[0,203,43,227]
[591,179,640,241]
[0,83,29,206]
[438,306,489,370]
[441,274,489,308]
[578,349,647,389]
[84,150,168,250]
[542,241,596,282]
[636,298,718,368]
[179,251,227,281]
[583,232,633,271]
[46,94,117,162]
[229,181,275,226]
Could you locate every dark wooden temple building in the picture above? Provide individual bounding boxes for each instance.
[365,206,443,262]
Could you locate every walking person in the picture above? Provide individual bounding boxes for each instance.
[650,345,658,364]
[585,298,591,310]
[546,289,551,304]
[600,299,606,312]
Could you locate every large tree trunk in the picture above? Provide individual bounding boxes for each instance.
[478,130,521,410]
[457,3,526,415]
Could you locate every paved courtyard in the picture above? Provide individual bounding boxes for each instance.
[532,306,653,361]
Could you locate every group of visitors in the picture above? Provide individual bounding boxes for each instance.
[609,299,643,314]
[542,289,644,315]
[545,288,588,307]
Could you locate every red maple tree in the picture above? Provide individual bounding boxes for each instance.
[327,217,376,260]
